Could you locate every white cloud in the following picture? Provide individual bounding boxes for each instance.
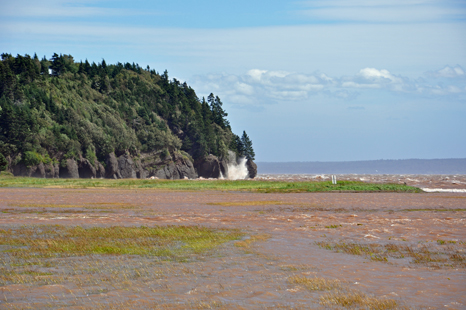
[247,69,268,82]
[359,68,394,80]
[341,81,381,88]
[191,66,466,108]
[426,65,465,78]
[191,70,331,107]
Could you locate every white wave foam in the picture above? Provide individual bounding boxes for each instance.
[226,157,248,180]
[422,188,466,193]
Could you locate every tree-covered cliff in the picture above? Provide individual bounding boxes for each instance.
[0,53,255,179]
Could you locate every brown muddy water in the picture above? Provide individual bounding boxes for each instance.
[0,184,465,309]
[256,174,466,190]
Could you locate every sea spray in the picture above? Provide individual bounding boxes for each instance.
[226,157,248,180]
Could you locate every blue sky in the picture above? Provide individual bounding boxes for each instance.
[1,0,466,162]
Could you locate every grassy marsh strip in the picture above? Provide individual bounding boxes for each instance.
[0,225,243,259]
[316,240,466,268]
[288,275,342,290]
[287,276,401,309]
[0,174,422,193]
[319,290,401,309]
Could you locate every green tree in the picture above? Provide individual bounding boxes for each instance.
[208,93,229,129]
[241,131,255,160]
[0,153,7,171]
[50,53,65,75]
[0,52,251,169]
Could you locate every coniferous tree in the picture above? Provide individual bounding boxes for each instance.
[50,53,65,75]
[83,59,91,74]
[0,53,255,168]
[77,61,84,74]
[241,131,255,160]
[208,93,229,129]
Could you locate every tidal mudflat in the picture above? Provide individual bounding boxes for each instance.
[1,186,465,309]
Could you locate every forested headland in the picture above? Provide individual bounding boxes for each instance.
[0,53,256,179]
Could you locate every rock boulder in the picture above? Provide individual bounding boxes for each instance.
[195,154,221,179]
[95,161,106,178]
[246,159,257,179]
[13,162,46,178]
[78,159,96,178]
[59,159,79,178]
[44,163,56,178]
[118,154,137,179]
[105,153,121,179]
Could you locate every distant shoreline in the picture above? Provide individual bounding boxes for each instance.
[256,158,466,175]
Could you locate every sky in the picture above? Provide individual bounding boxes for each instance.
[1,0,466,162]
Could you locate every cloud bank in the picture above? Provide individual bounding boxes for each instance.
[191,66,466,107]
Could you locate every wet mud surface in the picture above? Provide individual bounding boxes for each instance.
[1,184,465,309]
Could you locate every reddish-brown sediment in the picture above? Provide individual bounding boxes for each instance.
[0,186,465,309]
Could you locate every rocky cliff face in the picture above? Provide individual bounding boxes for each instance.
[195,154,221,179]
[59,159,79,178]
[105,153,121,179]
[8,151,256,180]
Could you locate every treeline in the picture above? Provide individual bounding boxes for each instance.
[0,53,254,170]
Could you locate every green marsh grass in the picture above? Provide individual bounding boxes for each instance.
[0,174,422,193]
[0,225,243,259]
[319,290,400,309]
[287,275,401,309]
[316,240,466,268]
[288,275,342,290]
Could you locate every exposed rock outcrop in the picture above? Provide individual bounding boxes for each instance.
[195,154,221,179]
[133,158,147,179]
[78,159,96,178]
[173,152,197,179]
[30,162,46,178]
[246,159,257,179]
[7,150,246,180]
[95,161,106,178]
[105,153,121,179]
[44,163,58,178]
[12,162,46,178]
[59,159,79,178]
[12,163,27,177]
[118,154,137,179]
[142,151,197,179]
[155,163,178,179]
[11,161,60,178]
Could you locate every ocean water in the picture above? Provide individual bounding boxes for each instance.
[255,173,466,192]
